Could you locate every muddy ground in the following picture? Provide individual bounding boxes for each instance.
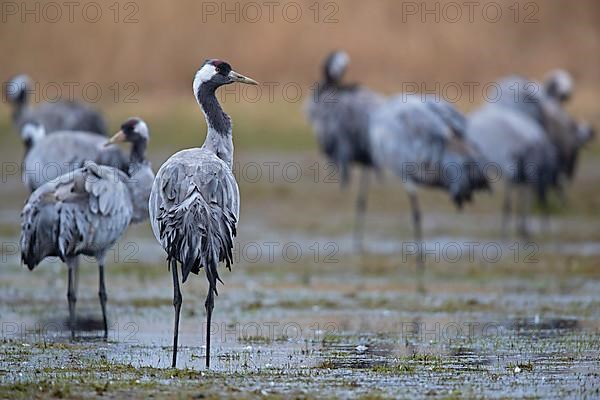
[1,122,599,398]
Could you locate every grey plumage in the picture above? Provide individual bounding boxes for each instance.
[496,75,593,182]
[424,98,468,139]
[20,162,132,340]
[148,59,256,369]
[128,159,155,224]
[496,75,547,127]
[466,104,558,236]
[20,118,154,339]
[305,51,384,251]
[468,104,557,192]
[150,149,239,283]
[21,162,133,268]
[22,123,128,192]
[370,95,489,207]
[305,51,384,184]
[110,118,155,224]
[370,95,489,290]
[6,75,107,146]
[470,73,594,237]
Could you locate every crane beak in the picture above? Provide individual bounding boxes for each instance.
[229,70,258,85]
[105,130,126,147]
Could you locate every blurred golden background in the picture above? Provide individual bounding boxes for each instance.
[2,0,599,91]
[1,0,599,157]
[0,0,597,102]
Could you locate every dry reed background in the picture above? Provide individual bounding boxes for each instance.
[1,0,599,114]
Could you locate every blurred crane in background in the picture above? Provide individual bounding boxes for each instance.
[476,73,595,236]
[496,73,594,187]
[370,96,490,291]
[305,51,384,253]
[5,75,107,153]
[466,103,558,238]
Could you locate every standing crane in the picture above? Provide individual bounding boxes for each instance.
[6,75,107,152]
[21,121,128,192]
[148,59,257,369]
[496,74,594,182]
[20,118,154,339]
[491,74,594,234]
[466,104,558,237]
[369,95,490,291]
[305,51,384,252]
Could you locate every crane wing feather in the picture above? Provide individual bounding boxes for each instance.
[149,149,239,293]
[20,162,133,268]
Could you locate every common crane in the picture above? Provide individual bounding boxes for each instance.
[305,51,384,252]
[6,74,107,152]
[148,59,257,368]
[20,118,154,339]
[370,95,490,290]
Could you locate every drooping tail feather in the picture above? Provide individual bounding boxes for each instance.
[157,186,237,296]
[442,142,491,209]
[515,144,559,207]
[20,198,60,269]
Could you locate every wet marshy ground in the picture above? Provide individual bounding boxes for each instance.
[1,150,599,398]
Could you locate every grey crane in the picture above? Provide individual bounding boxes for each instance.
[466,104,558,237]
[370,95,490,290]
[496,74,594,182]
[148,59,257,369]
[494,75,594,231]
[20,118,154,339]
[305,51,384,252]
[6,75,107,151]
[21,122,128,192]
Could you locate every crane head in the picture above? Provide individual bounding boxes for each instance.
[544,69,574,104]
[193,59,258,99]
[5,74,31,105]
[106,117,150,146]
[323,50,349,84]
[20,120,45,150]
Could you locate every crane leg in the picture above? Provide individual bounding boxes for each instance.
[407,187,425,294]
[205,289,215,369]
[556,177,568,206]
[540,192,551,234]
[98,256,108,340]
[171,259,182,368]
[517,186,532,240]
[73,257,80,301]
[502,183,512,238]
[354,168,370,254]
[66,258,78,340]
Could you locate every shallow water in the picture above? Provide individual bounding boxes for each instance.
[1,153,599,398]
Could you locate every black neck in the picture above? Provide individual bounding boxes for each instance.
[319,78,358,97]
[16,89,28,106]
[130,140,147,165]
[198,84,231,136]
[11,91,28,122]
[324,74,339,88]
